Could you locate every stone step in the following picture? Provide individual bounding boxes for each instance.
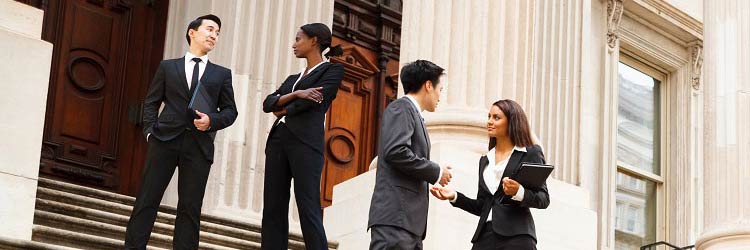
[38,178,301,241]
[38,179,262,235]
[0,235,80,250]
[34,198,263,249]
[31,225,166,250]
[37,178,136,208]
[32,224,245,250]
[33,192,271,249]
[35,178,338,249]
[34,209,261,250]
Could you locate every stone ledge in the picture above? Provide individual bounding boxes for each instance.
[0,0,43,39]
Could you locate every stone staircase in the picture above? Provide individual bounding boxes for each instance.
[0,178,337,250]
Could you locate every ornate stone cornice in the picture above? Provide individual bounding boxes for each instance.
[639,0,703,39]
[607,0,625,50]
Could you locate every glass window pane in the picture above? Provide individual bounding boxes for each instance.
[617,62,660,175]
[615,171,657,250]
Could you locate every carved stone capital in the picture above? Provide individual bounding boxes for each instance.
[607,0,624,50]
[690,43,703,90]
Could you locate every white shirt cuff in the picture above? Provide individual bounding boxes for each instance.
[449,192,458,203]
[435,165,443,185]
[147,133,150,141]
[511,185,525,201]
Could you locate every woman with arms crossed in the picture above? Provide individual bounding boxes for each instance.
[260,23,344,250]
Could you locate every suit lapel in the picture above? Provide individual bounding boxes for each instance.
[494,149,525,196]
[285,74,300,94]
[420,116,430,151]
[478,156,492,194]
[188,60,217,98]
[173,58,190,97]
[200,61,217,84]
[294,63,328,90]
[405,97,431,152]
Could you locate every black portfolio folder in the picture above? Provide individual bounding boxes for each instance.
[188,81,213,119]
[512,163,554,189]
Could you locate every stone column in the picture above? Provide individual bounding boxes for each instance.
[401,0,585,186]
[159,0,335,231]
[696,0,750,249]
[325,1,597,249]
[0,0,53,240]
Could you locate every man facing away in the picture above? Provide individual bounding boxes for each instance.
[368,60,453,250]
[124,14,238,250]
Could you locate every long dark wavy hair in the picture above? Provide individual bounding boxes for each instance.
[488,99,534,150]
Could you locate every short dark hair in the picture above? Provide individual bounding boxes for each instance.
[185,14,222,45]
[300,23,343,58]
[488,99,534,150]
[400,60,445,94]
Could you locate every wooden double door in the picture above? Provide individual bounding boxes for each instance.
[23,0,169,196]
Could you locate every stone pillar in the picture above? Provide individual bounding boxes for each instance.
[159,0,335,231]
[0,0,53,241]
[400,0,585,186]
[696,0,750,249]
[326,1,597,249]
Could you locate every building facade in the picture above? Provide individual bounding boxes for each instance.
[1,0,749,249]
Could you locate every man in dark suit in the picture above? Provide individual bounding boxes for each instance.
[368,60,453,250]
[124,14,237,250]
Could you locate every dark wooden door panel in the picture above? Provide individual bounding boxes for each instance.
[37,0,169,195]
[322,45,380,207]
[322,0,402,208]
[321,51,378,205]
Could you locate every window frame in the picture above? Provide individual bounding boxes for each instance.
[615,52,668,246]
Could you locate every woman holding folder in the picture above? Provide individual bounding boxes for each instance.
[431,99,550,250]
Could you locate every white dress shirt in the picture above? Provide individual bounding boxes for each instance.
[404,95,443,185]
[450,146,527,222]
[279,60,327,124]
[185,52,209,89]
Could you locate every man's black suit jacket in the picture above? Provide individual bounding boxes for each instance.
[142,57,238,162]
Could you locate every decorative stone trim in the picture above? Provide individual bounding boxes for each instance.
[607,0,625,50]
[689,43,703,90]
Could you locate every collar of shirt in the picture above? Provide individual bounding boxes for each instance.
[292,60,327,90]
[279,60,329,124]
[404,95,424,118]
[185,52,209,64]
[303,60,327,76]
[486,145,527,166]
[184,52,209,89]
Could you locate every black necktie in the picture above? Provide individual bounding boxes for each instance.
[189,57,202,95]
[188,57,202,121]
